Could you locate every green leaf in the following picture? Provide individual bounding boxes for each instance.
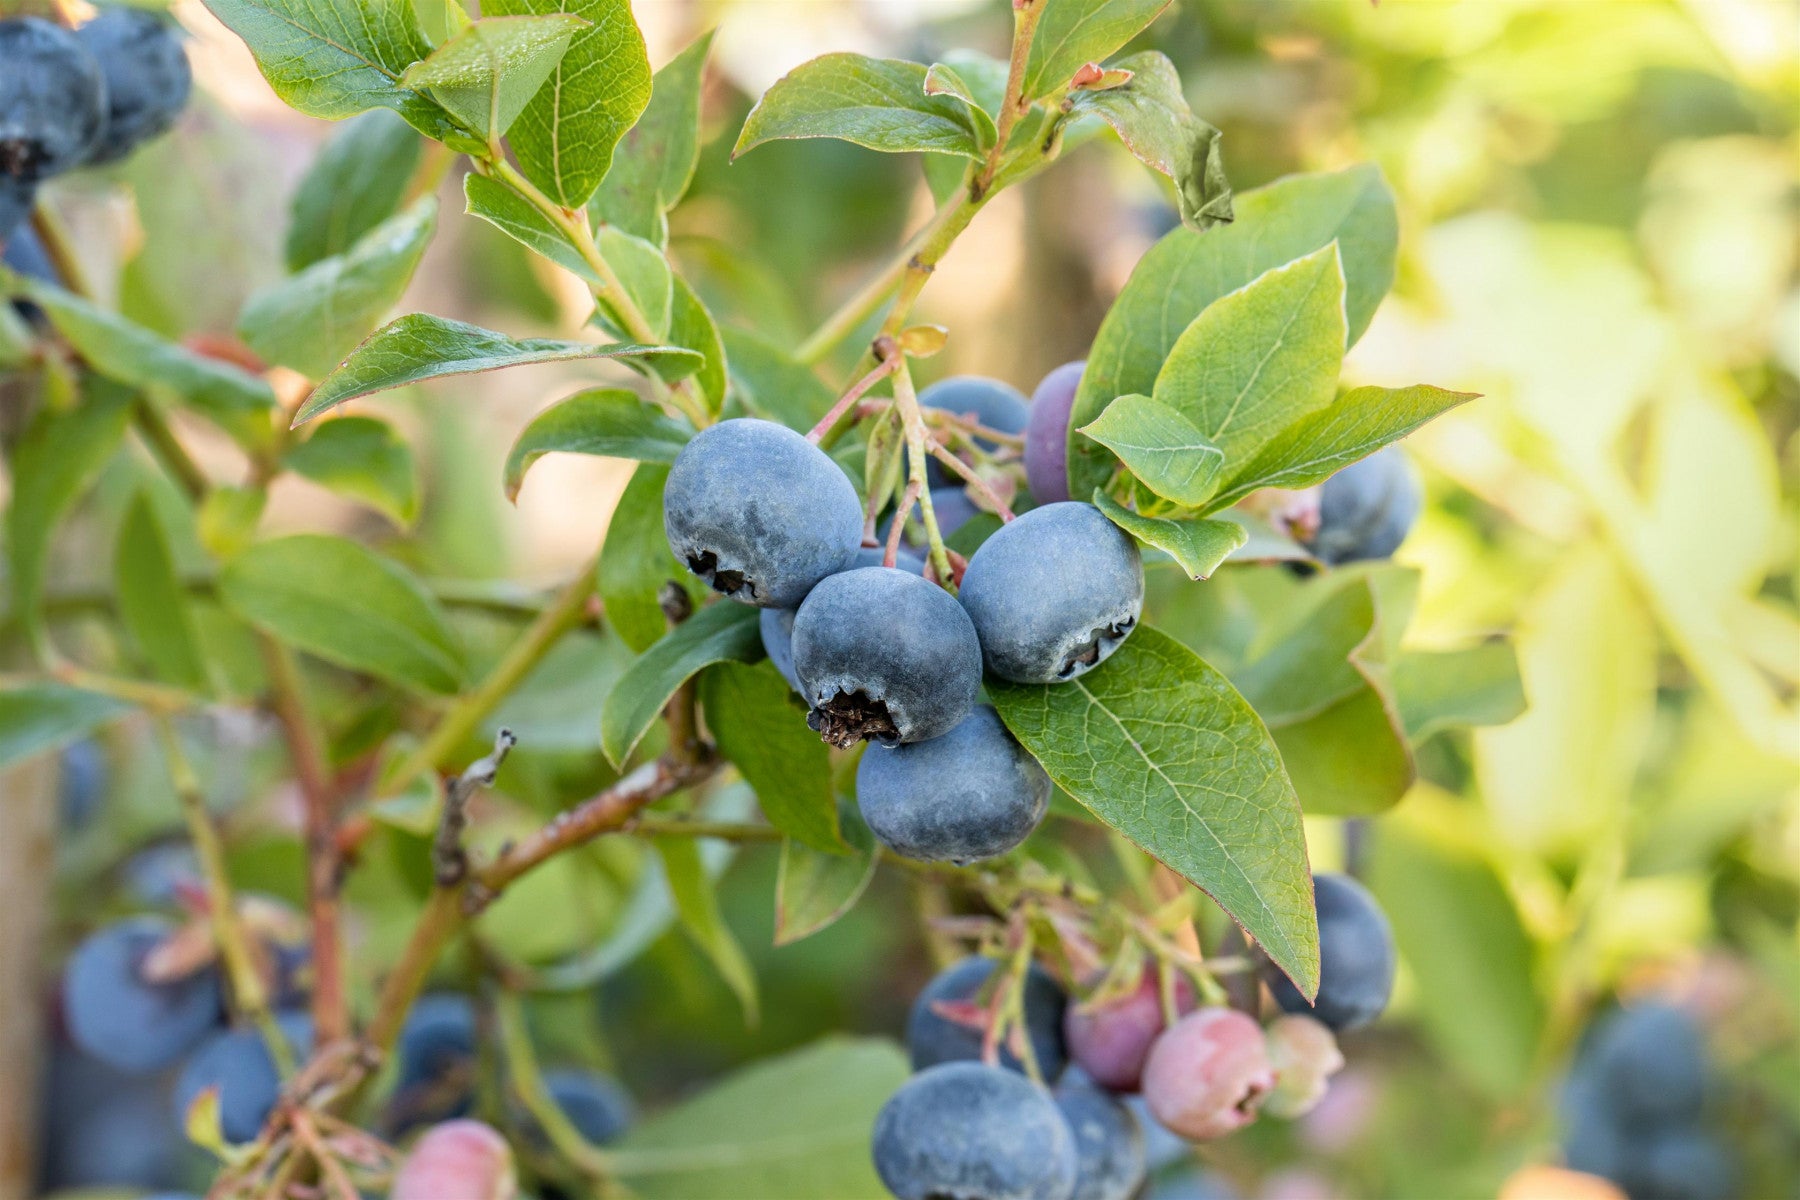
[666,272,727,417]
[488,631,633,752]
[1079,393,1223,507]
[1067,52,1231,233]
[922,62,996,150]
[504,388,691,500]
[115,493,209,691]
[1022,0,1173,98]
[295,313,698,424]
[240,198,438,380]
[597,464,703,653]
[599,602,761,767]
[1151,245,1346,476]
[286,109,424,271]
[611,1037,907,1199]
[200,0,454,140]
[1209,384,1479,511]
[655,834,759,1024]
[1092,492,1245,580]
[282,415,420,526]
[721,327,835,431]
[197,486,267,560]
[484,0,651,208]
[463,173,600,285]
[989,627,1318,996]
[7,382,134,642]
[595,227,673,338]
[0,685,133,770]
[17,281,275,433]
[1069,165,1398,499]
[218,534,465,694]
[699,661,841,853]
[776,804,879,945]
[734,54,985,160]
[591,29,714,246]
[1395,641,1526,742]
[398,15,585,140]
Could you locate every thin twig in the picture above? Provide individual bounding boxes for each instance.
[432,728,517,887]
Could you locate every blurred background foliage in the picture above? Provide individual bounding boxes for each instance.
[13,0,1797,1196]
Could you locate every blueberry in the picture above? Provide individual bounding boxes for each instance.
[37,1043,188,1189]
[1,176,34,246]
[917,375,1030,488]
[386,992,477,1131]
[1260,1015,1344,1119]
[1626,1129,1736,1200]
[391,1120,516,1200]
[174,1011,312,1144]
[0,18,107,184]
[759,545,923,691]
[1588,1003,1708,1128]
[57,737,107,831]
[1306,447,1421,566]
[1140,1008,1274,1141]
[791,566,981,747]
[664,418,863,608]
[1055,1074,1147,1200]
[907,956,1069,1079]
[857,705,1049,864]
[1144,1167,1242,1200]
[121,841,201,906]
[1064,968,1196,1093]
[75,8,191,165]
[1263,873,1395,1032]
[880,485,981,548]
[1559,1068,1628,1181]
[872,1061,1078,1200]
[1024,361,1084,504]
[63,917,223,1075]
[542,1067,634,1144]
[959,501,1144,684]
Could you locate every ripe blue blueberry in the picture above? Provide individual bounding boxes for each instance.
[1024,361,1084,504]
[57,738,107,831]
[907,956,1069,1079]
[543,1067,635,1145]
[38,1042,189,1190]
[1629,1128,1736,1200]
[1263,873,1395,1032]
[0,18,107,184]
[959,501,1144,684]
[790,566,981,747]
[76,8,193,165]
[663,418,863,608]
[857,705,1049,864]
[880,485,981,549]
[1589,1002,1707,1128]
[1559,1067,1627,1180]
[1142,1167,1240,1200]
[1307,446,1421,566]
[918,375,1030,488]
[760,546,922,691]
[121,842,201,906]
[386,992,477,1131]
[872,1061,1078,1200]
[1,177,34,246]
[1055,1073,1148,1200]
[63,917,223,1075]
[174,1011,313,1144]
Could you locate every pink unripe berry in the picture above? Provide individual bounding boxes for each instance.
[1064,968,1196,1092]
[391,1120,516,1200]
[1262,1015,1345,1119]
[1141,1007,1274,1141]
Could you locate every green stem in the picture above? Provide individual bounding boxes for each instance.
[496,991,614,1183]
[892,360,956,586]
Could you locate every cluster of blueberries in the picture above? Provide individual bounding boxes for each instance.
[1561,1002,1738,1200]
[870,873,1397,1200]
[1,8,191,246]
[667,367,1421,868]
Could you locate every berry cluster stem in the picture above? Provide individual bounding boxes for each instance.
[892,359,957,586]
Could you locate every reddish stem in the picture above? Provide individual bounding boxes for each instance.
[885,480,921,568]
[928,443,1016,521]
[806,354,901,444]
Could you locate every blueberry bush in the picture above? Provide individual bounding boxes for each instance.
[2,1,1795,1198]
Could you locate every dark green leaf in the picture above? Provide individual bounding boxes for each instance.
[241,198,438,380]
[1022,0,1172,98]
[485,0,651,208]
[1209,384,1479,511]
[0,685,132,769]
[591,30,714,245]
[699,661,840,853]
[599,602,761,767]
[1092,492,1244,580]
[1395,641,1526,742]
[504,388,692,500]
[1067,52,1231,232]
[1069,165,1398,499]
[722,327,836,431]
[286,109,423,271]
[734,54,984,160]
[397,15,585,140]
[218,534,465,694]
[596,463,703,652]
[611,1037,907,1199]
[1079,393,1222,506]
[295,313,697,424]
[655,835,758,1023]
[464,173,601,284]
[282,415,420,526]
[115,493,209,691]
[776,803,878,945]
[990,627,1319,996]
